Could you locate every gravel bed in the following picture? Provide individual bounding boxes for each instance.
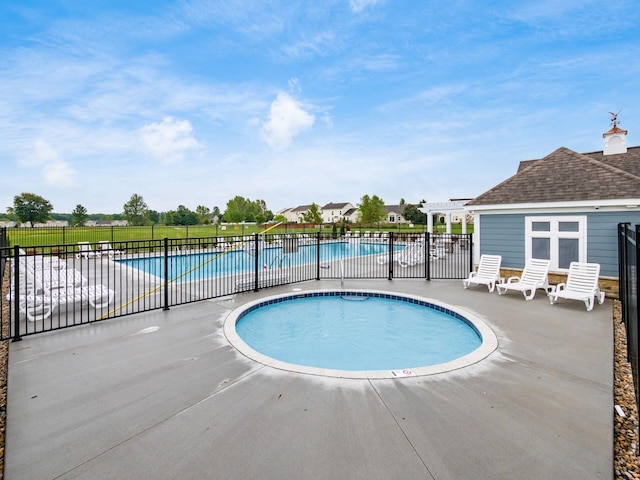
[614,300,640,479]
[0,276,636,478]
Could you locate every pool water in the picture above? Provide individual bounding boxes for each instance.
[118,241,399,281]
[235,293,482,371]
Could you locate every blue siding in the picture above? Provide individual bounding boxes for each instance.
[587,211,640,276]
[479,211,640,277]
[479,215,524,268]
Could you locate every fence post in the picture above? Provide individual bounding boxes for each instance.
[425,232,431,281]
[618,223,629,330]
[315,232,321,280]
[12,245,22,342]
[388,233,394,280]
[253,234,260,292]
[469,233,474,276]
[163,238,170,310]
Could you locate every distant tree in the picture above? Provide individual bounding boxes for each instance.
[274,214,287,224]
[165,205,198,226]
[148,210,160,225]
[357,195,386,224]
[223,197,273,223]
[123,194,149,226]
[253,199,273,224]
[223,196,250,223]
[71,204,89,226]
[195,205,211,224]
[403,204,426,224]
[303,203,323,225]
[8,193,54,227]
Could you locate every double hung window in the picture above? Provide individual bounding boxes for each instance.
[525,216,586,271]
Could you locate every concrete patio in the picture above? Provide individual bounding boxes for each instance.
[5,278,613,479]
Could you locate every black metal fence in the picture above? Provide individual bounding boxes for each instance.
[619,223,639,415]
[0,232,472,341]
[0,227,6,303]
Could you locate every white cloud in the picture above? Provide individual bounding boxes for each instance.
[260,92,315,150]
[280,31,338,59]
[18,140,78,187]
[349,0,381,13]
[139,117,199,163]
[42,161,77,187]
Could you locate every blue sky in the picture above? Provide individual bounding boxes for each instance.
[2,0,639,215]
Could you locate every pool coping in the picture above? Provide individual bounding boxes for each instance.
[223,288,499,379]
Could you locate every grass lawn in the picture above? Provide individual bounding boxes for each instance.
[4,223,473,248]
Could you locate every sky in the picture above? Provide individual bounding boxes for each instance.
[1,0,639,216]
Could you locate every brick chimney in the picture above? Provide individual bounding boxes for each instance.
[603,112,628,155]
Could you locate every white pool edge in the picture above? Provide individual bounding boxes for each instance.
[223,289,499,380]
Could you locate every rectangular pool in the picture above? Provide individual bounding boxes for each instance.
[117,241,398,282]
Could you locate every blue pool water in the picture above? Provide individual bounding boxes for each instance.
[235,292,482,371]
[117,241,396,281]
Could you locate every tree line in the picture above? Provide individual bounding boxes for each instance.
[5,192,428,227]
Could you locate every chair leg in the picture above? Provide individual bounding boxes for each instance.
[585,297,594,311]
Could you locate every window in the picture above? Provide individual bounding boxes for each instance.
[525,216,586,271]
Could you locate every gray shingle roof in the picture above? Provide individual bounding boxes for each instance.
[467,146,640,206]
[322,202,351,209]
[291,205,312,212]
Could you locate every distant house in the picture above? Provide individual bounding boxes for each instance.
[86,220,129,227]
[33,220,69,227]
[289,205,313,223]
[276,208,296,223]
[383,205,409,224]
[465,120,640,285]
[343,208,359,223]
[321,202,355,223]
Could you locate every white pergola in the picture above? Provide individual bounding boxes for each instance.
[418,200,469,234]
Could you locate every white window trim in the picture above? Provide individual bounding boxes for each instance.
[525,216,587,271]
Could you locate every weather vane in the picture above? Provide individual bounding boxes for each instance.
[609,110,622,128]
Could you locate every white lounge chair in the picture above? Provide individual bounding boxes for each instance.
[548,262,605,311]
[398,242,426,267]
[496,258,552,300]
[9,284,114,321]
[45,284,115,311]
[6,291,53,322]
[462,255,503,292]
[98,241,123,258]
[376,245,408,265]
[18,249,66,270]
[29,266,87,291]
[76,242,101,259]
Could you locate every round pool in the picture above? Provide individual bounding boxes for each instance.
[224,290,498,379]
